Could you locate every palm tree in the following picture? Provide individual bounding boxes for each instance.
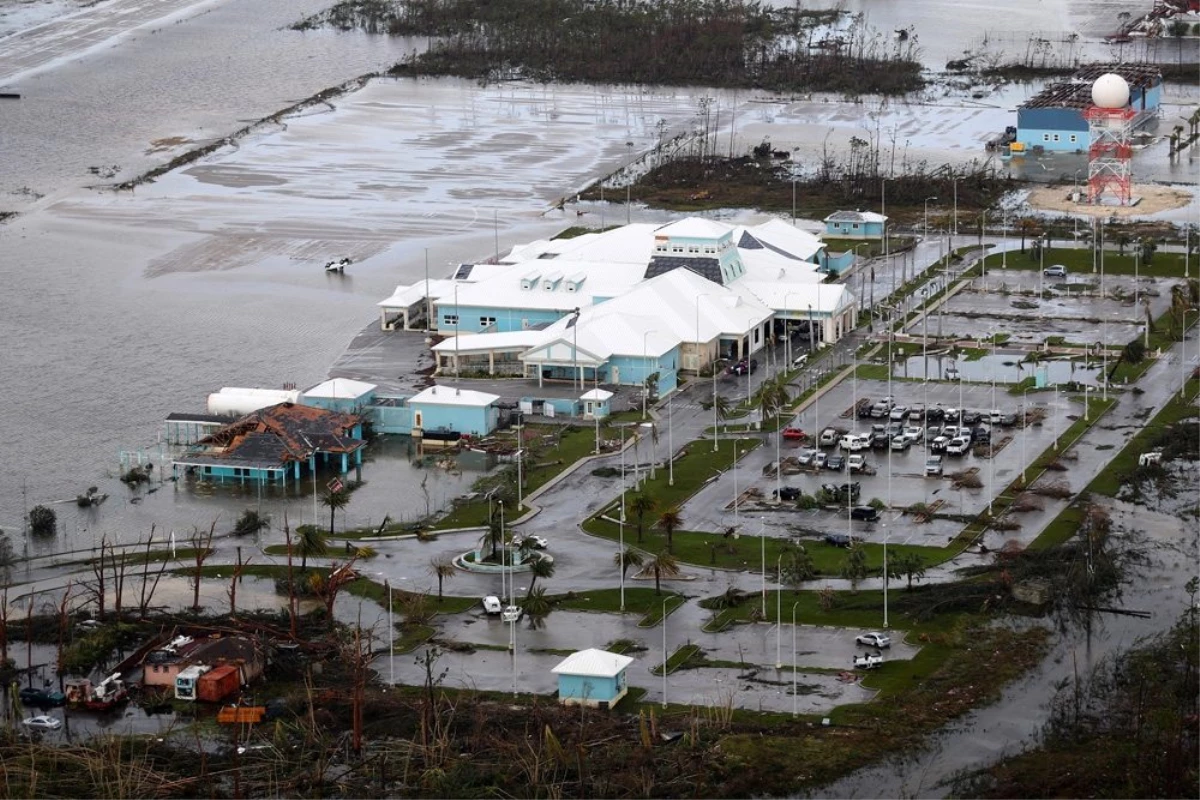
[613,548,645,580]
[428,558,456,600]
[525,556,556,597]
[319,488,351,537]
[522,586,552,629]
[889,552,927,590]
[630,493,657,543]
[713,394,734,431]
[779,543,816,585]
[478,517,505,563]
[656,507,684,554]
[647,550,681,595]
[297,525,327,572]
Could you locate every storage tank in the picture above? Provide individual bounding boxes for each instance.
[206,387,301,416]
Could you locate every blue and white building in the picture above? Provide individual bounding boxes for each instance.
[823,210,887,239]
[1016,63,1162,153]
[551,648,634,709]
[406,386,500,438]
[404,217,856,390]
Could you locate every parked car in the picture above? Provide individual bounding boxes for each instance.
[925,456,944,476]
[730,358,759,376]
[21,715,61,731]
[839,433,867,452]
[945,436,972,456]
[961,410,982,426]
[782,427,807,441]
[853,653,884,669]
[889,405,909,422]
[907,404,925,422]
[797,448,817,466]
[988,409,1004,424]
[825,453,846,471]
[822,482,861,501]
[19,687,66,707]
[890,435,911,452]
[970,425,991,444]
[792,353,809,368]
[886,421,904,437]
[850,505,880,522]
[929,435,950,453]
[942,425,960,440]
[1044,264,1067,278]
[869,397,894,418]
[870,426,891,448]
[824,533,852,548]
[482,596,503,615]
[774,486,801,501]
[847,454,867,473]
[943,407,960,424]
[902,425,924,444]
[854,398,873,418]
[512,534,548,550]
[926,406,945,423]
[814,451,828,469]
[856,632,892,648]
[818,428,840,447]
[998,412,1018,427]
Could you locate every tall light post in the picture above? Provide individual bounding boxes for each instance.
[626,140,634,224]
[791,601,800,715]
[784,291,800,368]
[642,329,658,419]
[1021,387,1032,483]
[570,307,581,391]
[696,293,720,452]
[1134,237,1141,309]
[667,393,675,486]
[732,439,740,532]
[775,554,784,668]
[661,597,669,708]
[618,425,628,612]
[988,337,997,514]
[951,178,958,246]
[923,196,938,240]
[759,517,767,619]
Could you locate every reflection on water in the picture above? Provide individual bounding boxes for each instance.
[898,352,1103,385]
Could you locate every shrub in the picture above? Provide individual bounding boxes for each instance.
[28,505,56,536]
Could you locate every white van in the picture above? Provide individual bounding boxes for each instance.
[839,433,866,452]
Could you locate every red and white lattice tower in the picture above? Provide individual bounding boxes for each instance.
[1084,73,1134,206]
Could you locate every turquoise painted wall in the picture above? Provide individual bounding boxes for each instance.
[556,671,625,704]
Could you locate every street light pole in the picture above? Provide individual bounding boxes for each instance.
[642,329,658,419]
[667,394,674,486]
[1022,388,1031,483]
[760,517,767,619]
[923,196,938,240]
[791,601,799,715]
[661,597,668,708]
[776,554,783,669]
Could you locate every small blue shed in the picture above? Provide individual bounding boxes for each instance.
[407,385,500,437]
[580,388,614,420]
[551,648,634,709]
[824,211,887,239]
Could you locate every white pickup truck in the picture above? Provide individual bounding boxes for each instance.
[853,653,884,669]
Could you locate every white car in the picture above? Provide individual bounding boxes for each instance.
[814,451,828,469]
[853,653,884,669]
[988,410,1004,424]
[945,436,971,456]
[890,435,911,452]
[512,534,548,550]
[889,405,909,422]
[797,448,817,467]
[818,428,840,447]
[902,425,923,444]
[847,454,866,473]
[481,596,503,615]
[855,632,892,648]
[839,434,867,452]
[22,715,62,731]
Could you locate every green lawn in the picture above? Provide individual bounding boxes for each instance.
[263,542,378,559]
[550,587,683,618]
[979,247,1190,278]
[650,643,701,675]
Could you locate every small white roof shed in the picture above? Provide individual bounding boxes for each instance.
[551,648,634,678]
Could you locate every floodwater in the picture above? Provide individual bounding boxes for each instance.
[897,353,1105,385]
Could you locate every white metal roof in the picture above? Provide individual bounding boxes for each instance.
[735,280,853,316]
[825,210,888,224]
[303,378,377,399]
[742,218,827,261]
[431,330,547,353]
[551,648,634,678]
[408,386,500,408]
[656,217,732,240]
[377,279,458,309]
[580,388,613,401]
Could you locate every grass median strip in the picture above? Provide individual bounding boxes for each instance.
[650,644,701,676]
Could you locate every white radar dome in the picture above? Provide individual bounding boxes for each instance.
[1091,73,1130,109]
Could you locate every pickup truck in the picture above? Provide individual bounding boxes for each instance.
[853,653,884,669]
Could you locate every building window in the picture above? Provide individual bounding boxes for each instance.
[443,314,459,326]
[687,245,699,254]
[671,245,683,253]
[852,223,860,230]
[1043,133,1050,141]
[1052,134,1060,142]
[704,246,716,254]
[479,316,496,328]
[1069,134,1077,143]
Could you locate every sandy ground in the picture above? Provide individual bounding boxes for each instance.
[1027,182,1194,217]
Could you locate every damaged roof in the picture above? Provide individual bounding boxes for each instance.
[192,402,365,466]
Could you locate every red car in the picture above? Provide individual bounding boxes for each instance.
[782,427,807,441]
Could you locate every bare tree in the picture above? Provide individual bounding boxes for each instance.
[226,556,250,620]
[0,584,8,667]
[284,514,298,639]
[190,522,216,612]
[309,557,360,630]
[137,527,169,618]
[55,581,73,690]
[84,535,109,621]
[107,538,130,620]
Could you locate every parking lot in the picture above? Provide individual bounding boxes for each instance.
[684,377,1080,548]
